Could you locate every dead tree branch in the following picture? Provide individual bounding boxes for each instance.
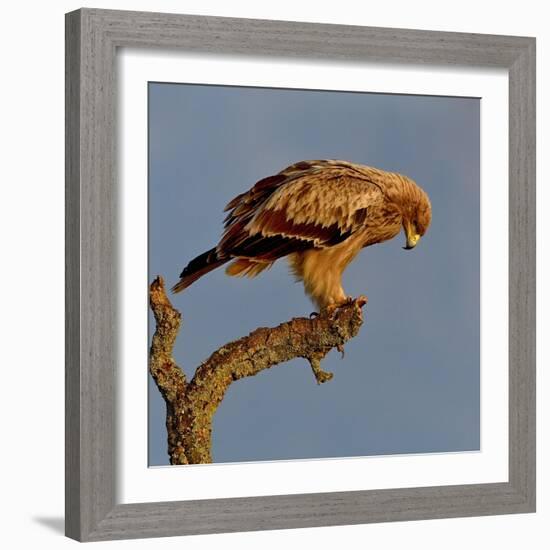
[149,276,366,464]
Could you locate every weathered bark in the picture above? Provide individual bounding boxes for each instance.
[149,276,366,465]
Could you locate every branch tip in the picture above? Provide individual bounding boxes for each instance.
[150,275,174,309]
[151,275,164,290]
[308,355,334,384]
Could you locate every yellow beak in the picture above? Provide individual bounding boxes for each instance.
[403,232,421,250]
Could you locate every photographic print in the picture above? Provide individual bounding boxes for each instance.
[148,82,480,467]
[65,10,535,539]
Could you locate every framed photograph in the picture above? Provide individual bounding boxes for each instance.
[65,8,536,542]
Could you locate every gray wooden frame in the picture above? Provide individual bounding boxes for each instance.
[65,7,536,542]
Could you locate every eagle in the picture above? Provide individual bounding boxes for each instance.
[172,159,432,310]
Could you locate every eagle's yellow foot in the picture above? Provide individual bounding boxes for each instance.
[322,297,355,319]
[318,295,367,320]
[321,303,339,319]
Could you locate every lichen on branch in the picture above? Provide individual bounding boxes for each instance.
[148,276,366,464]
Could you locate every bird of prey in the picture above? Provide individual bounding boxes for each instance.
[172,159,432,310]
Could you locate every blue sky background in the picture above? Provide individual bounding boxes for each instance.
[148,82,480,466]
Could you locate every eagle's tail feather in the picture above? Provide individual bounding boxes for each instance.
[225,259,272,278]
[171,247,227,293]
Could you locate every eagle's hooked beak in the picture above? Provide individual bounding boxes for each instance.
[403,230,421,250]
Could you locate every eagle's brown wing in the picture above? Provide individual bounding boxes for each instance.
[219,160,385,262]
[172,160,391,293]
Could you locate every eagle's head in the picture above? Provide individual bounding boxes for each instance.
[401,183,432,250]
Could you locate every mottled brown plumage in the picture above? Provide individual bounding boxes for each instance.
[172,159,432,309]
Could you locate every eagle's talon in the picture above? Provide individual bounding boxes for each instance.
[322,299,353,320]
[327,307,338,321]
[319,304,336,319]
